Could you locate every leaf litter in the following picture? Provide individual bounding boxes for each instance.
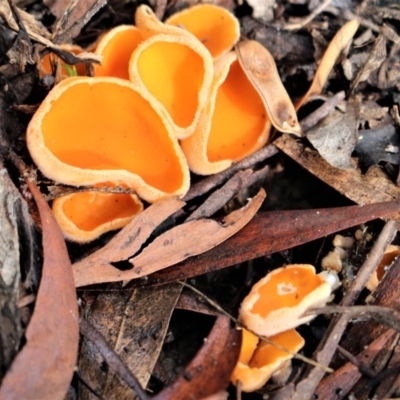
[2,0,400,399]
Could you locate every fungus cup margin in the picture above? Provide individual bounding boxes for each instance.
[26,76,190,204]
[240,264,337,337]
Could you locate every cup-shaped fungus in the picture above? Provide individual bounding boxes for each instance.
[129,33,214,139]
[240,264,337,337]
[180,51,271,174]
[94,25,143,79]
[231,328,305,392]
[165,4,240,59]
[53,190,143,243]
[26,76,190,203]
[366,244,400,291]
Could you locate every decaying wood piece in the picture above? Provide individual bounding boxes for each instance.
[0,167,26,378]
[314,329,396,400]
[274,135,400,226]
[153,316,241,400]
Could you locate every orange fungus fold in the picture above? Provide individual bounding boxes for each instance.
[181,51,271,175]
[165,4,240,59]
[26,76,190,203]
[52,190,143,243]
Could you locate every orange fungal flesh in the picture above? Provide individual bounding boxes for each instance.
[239,329,259,365]
[41,80,184,193]
[60,191,142,232]
[207,60,267,162]
[252,266,323,318]
[136,41,204,128]
[95,26,143,79]
[166,5,239,58]
[249,329,305,368]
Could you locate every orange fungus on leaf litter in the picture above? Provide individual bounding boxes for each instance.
[240,265,337,337]
[94,25,143,79]
[130,5,214,139]
[52,190,143,243]
[26,76,190,203]
[231,328,305,392]
[181,51,270,175]
[165,4,240,59]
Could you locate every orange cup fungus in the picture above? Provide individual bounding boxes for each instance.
[181,51,271,174]
[26,76,190,204]
[52,190,143,243]
[94,25,143,79]
[129,12,214,139]
[366,244,400,292]
[231,328,305,392]
[165,4,240,59]
[240,264,337,337]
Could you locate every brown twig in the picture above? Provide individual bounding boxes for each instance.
[336,345,376,378]
[300,91,346,133]
[79,318,149,400]
[183,145,278,202]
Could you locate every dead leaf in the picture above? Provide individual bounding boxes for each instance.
[153,316,241,400]
[356,124,400,169]
[73,190,265,287]
[236,41,301,136]
[295,19,360,109]
[79,283,181,399]
[274,134,400,226]
[73,197,185,283]
[315,329,396,400]
[0,180,79,400]
[128,189,265,278]
[306,98,359,170]
[131,200,400,288]
[44,0,107,43]
[350,34,387,92]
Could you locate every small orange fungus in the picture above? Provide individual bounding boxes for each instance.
[94,25,143,79]
[240,265,337,337]
[53,190,143,243]
[231,328,305,392]
[26,76,190,203]
[130,5,214,139]
[165,4,240,59]
[129,33,214,139]
[181,51,270,174]
[366,244,400,291]
[40,44,86,79]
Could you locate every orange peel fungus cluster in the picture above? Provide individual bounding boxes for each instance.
[28,4,300,242]
[232,264,338,391]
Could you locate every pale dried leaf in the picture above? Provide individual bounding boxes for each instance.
[74,190,265,287]
[295,19,360,109]
[129,189,265,277]
[236,41,301,136]
[73,197,185,286]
